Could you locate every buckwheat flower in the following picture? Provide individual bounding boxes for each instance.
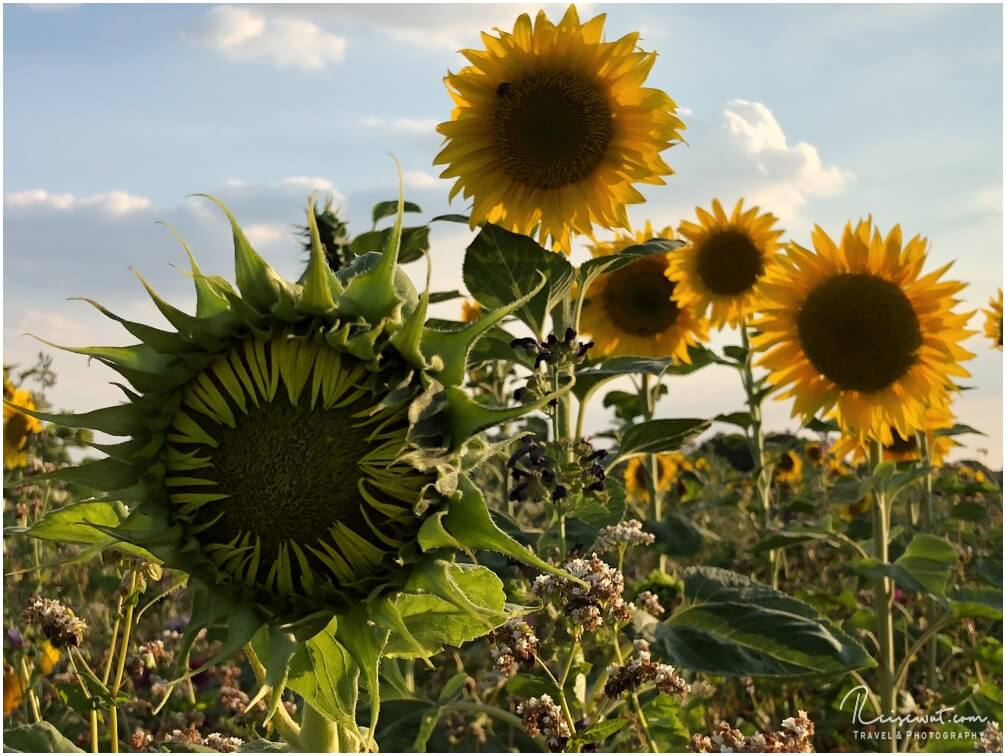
[689,711,815,753]
[636,590,665,617]
[490,618,539,677]
[204,733,244,753]
[129,728,153,752]
[595,519,655,552]
[976,721,1001,753]
[534,554,635,631]
[605,638,689,698]
[517,694,571,752]
[21,597,86,648]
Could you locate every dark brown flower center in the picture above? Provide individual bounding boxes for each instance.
[696,229,764,296]
[494,70,613,189]
[885,431,918,456]
[602,257,681,336]
[797,273,922,393]
[777,452,796,472]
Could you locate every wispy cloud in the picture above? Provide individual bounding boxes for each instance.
[360,116,438,135]
[6,188,151,215]
[182,6,346,71]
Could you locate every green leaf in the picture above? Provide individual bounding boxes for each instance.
[854,534,957,598]
[652,567,875,677]
[385,562,509,657]
[18,500,125,544]
[641,695,690,751]
[350,225,430,265]
[751,529,832,554]
[934,423,985,438]
[505,673,560,700]
[429,290,463,304]
[3,722,84,753]
[569,719,628,749]
[463,223,574,336]
[715,411,753,430]
[573,357,672,403]
[286,620,360,733]
[371,199,422,225]
[618,419,710,459]
[578,238,683,284]
[648,512,705,557]
[238,739,288,752]
[949,588,1003,620]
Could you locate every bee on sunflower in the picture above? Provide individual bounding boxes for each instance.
[7,181,576,749]
[434,5,685,253]
[3,374,42,470]
[666,198,784,328]
[580,222,708,360]
[755,219,974,444]
[983,288,1003,350]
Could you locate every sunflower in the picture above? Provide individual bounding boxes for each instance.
[754,219,974,443]
[3,376,42,470]
[580,222,708,360]
[434,5,685,253]
[772,450,803,486]
[831,406,958,465]
[667,199,784,328]
[803,442,824,465]
[624,451,693,501]
[7,186,573,734]
[983,288,1003,350]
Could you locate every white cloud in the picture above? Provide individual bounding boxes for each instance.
[5,188,150,215]
[722,99,851,220]
[360,117,438,135]
[275,176,338,194]
[403,171,439,189]
[244,223,285,247]
[183,6,346,71]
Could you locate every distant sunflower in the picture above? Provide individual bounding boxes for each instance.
[3,664,22,716]
[667,199,784,328]
[581,223,708,360]
[831,406,958,465]
[983,288,1003,350]
[754,219,974,443]
[435,5,685,253]
[803,442,824,466]
[3,376,42,470]
[624,455,673,502]
[773,450,803,486]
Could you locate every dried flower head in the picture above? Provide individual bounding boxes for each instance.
[977,721,1002,753]
[517,694,571,752]
[490,618,539,677]
[533,554,634,631]
[689,710,815,753]
[605,638,689,698]
[21,597,86,648]
[636,590,665,617]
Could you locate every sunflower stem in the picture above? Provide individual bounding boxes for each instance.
[298,703,341,753]
[639,374,668,573]
[870,441,898,753]
[740,320,777,588]
[108,569,139,753]
[917,431,940,689]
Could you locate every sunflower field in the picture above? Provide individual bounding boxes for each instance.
[2,4,1003,754]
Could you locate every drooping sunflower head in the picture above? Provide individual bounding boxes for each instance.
[581,223,708,360]
[667,199,784,328]
[754,219,974,443]
[983,288,1003,350]
[9,183,573,675]
[435,5,685,253]
[830,405,958,465]
[4,374,42,470]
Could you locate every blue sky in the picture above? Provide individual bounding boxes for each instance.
[4,2,1003,462]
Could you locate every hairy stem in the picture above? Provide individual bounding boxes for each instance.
[870,442,898,753]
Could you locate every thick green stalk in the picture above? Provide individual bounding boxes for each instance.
[739,322,777,587]
[917,431,939,689]
[298,704,341,753]
[870,442,898,752]
[108,570,140,753]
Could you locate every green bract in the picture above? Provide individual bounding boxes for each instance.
[10,175,574,741]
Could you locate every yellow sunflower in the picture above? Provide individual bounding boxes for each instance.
[667,199,784,328]
[3,664,23,716]
[983,288,1003,350]
[754,219,974,443]
[773,450,803,486]
[804,442,824,465]
[3,376,42,470]
[580,222,708,360]
[434,5,685,253]
[831,406,958,465]
[624,454,677,502]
